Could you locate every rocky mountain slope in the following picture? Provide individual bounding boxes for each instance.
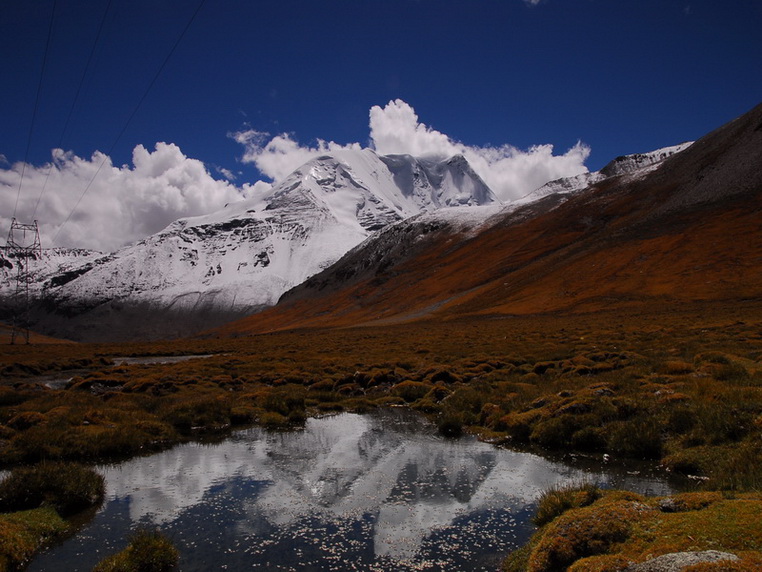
[214,103,762,336]
[0,149,497,341]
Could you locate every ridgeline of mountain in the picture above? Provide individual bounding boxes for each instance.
[518,142,692,204]
[0,149,496,341]
[213,102,762,337]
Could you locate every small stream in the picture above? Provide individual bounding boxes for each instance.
[31,354,216,390]
[29,408,675,571]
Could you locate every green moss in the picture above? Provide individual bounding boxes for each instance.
[606,416,663,459]
[392,381,432,402]
[615,499,759,564]
[258,411,288,427]
[663,438,762,490]
[530,414,584,448]
[160,396,232,434]
[567,554,633,571]
[436,412,464,438]
[500,409,542,443]
[503,541,534,572]
[570,426,607,451]
[263,385,306,417]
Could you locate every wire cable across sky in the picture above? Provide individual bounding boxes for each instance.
[13,0,57,221]
[49,0,207,246]
[32,0,115,221]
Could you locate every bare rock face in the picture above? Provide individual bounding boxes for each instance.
[624,550,739,571]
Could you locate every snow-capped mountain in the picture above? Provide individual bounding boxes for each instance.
[517,142,692,204]
[0,148,496,340]
[219,103,762,337]
[0,138,698,342]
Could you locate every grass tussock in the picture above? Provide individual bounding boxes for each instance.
[1,305,761,487]
[0,461,104,517]
[0,507,67,571]
[532,482,602,527]
[93,528,179,572]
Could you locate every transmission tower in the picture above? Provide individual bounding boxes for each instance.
[5,219,42,344]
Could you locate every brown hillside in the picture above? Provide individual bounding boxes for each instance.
[213,103,762,337]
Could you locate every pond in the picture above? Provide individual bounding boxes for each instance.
[29,409,675,571]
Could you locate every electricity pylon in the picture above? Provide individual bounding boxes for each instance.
[6,219,42,344]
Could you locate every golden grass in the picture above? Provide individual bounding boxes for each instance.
[0,323,76,346]
[1,302,761,487]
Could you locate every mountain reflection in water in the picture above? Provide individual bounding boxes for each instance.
[30,409,672,571]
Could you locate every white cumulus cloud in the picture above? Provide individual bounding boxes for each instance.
[0,142,263,252]
[235,99,590,202]
[231,129,362,182]
[368,100,457,158]
[369,99,590,200]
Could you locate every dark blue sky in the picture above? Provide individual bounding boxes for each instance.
[2,0,761,178]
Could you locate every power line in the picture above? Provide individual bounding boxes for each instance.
[32,0,115,221]
[52,0,208,246]
[12,0,57,220]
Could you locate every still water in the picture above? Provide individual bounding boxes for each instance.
[30,409,673,571]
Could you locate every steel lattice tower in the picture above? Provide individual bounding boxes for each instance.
[6,219,42,344]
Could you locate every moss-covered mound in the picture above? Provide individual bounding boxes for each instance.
[0,507,67,571]
[505,488,762,571]
[94,529,179,572]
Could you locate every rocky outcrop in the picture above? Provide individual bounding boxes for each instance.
[625,550,739,571]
